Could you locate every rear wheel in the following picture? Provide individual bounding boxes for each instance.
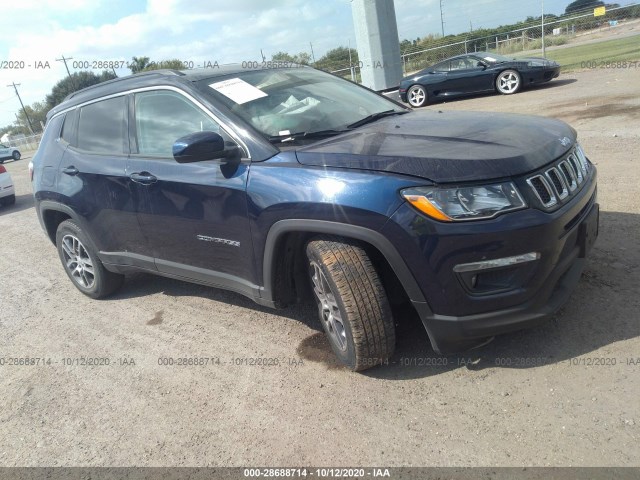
[407,84,428,107]
[306,237,395,371]
[56,220,124,299]
[496,70,521,94]
[12,151,20,161]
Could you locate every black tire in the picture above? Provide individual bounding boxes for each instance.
[407,84,428,107]
[496,69,522,95]
[1,194,15,206]
[12,151,20,161]
[306,236,395,371]
[55,219,124,299]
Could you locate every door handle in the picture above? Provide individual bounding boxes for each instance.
[129,172,158,185]
[62,166,79,176]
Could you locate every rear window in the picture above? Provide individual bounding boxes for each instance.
[77,96,127,154]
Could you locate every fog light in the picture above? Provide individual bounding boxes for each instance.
[453,252,541,273]
[454,252,541,296]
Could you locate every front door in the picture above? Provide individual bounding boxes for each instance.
[126,89,258,295]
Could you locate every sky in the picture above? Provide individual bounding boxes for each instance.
[0,0,577,128]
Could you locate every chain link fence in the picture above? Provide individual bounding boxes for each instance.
[329,3,640,80]
[6,133,42,152]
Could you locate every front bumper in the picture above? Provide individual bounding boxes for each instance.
[384,168,598,354]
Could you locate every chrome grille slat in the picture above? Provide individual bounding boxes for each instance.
[559,161,577,191]
[546,167,569,199]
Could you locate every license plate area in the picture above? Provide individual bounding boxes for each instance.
[578,204,599,258]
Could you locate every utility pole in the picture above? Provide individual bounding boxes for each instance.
[440,0,445,37]
[260,49,266,62]
[56,55,76,89]
[7,82,35,135]
[541,0,546,57]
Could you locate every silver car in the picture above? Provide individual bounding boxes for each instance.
[0,143,21,163]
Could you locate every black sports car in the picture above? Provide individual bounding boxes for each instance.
[399,52,560,107]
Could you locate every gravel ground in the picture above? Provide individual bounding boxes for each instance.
[0,67,638,468]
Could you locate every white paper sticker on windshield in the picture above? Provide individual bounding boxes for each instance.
[209,78,268,104]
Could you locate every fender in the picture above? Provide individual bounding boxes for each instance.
[261,219,431,309]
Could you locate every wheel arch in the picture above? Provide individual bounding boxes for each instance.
[261,220,428,308]
[38,201,83,245]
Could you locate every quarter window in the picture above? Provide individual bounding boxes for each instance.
[77,96,127,154]
[134,90,225,157]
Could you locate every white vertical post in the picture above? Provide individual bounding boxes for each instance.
[542,0,546,57]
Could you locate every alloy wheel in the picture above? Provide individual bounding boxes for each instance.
[310,261,347,351]
[61,234,95,289]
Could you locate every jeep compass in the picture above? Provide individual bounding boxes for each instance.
[31,65,598,370]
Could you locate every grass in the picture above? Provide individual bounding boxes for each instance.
[515,34,640,71]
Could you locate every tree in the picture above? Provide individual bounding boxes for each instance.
[315,47,359,72]
[565,0,604,14]
[45,70,117,110]
[130,56,151,74]
[14,101,48,134]
[272,51,311,65]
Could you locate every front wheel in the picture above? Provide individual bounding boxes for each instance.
[496,70,522,94]
[56,220,124,299]
[306,237,395,371]
[407,84,428,107]
[12,151,20,161]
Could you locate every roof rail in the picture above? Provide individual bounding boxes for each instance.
[64,69,185,101]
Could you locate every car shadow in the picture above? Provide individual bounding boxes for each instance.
[0,193,35,216]
[417,78,579,108]
[112,272,322,333]
[106,210,637,379]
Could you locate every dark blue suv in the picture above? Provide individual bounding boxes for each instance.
[31,65,598,370]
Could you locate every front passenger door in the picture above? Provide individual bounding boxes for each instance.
[127,89,258,295]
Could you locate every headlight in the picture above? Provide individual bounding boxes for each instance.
[402,182,526,222]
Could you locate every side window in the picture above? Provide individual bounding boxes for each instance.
[60,109,78,145]
[450,58,467,71]
[134,90,227,157]
[77,96,127,154]
[433,61,450,72]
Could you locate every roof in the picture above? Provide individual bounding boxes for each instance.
[48,63,308,120]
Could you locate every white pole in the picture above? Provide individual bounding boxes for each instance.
[542,0,546,57]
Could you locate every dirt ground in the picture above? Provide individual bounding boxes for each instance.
[0,67,638,469]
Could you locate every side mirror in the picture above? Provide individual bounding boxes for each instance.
[477,61,487,69]
[172,131,241,164]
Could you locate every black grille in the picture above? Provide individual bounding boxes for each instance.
[526,147,590,210]
[547,169,565,195]
[530,177,552,204]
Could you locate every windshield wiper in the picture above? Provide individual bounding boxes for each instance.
[268,129,351,144]
[347,109,408,129]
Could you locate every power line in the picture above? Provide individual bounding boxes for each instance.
[6,82,35,135]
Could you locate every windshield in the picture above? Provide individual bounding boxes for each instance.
[479,53,513,63]
[197,68,406,141]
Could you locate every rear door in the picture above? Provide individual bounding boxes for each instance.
[126,88,258,295]
[58,95,148,258]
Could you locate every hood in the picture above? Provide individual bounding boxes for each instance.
[295,110,576,183]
